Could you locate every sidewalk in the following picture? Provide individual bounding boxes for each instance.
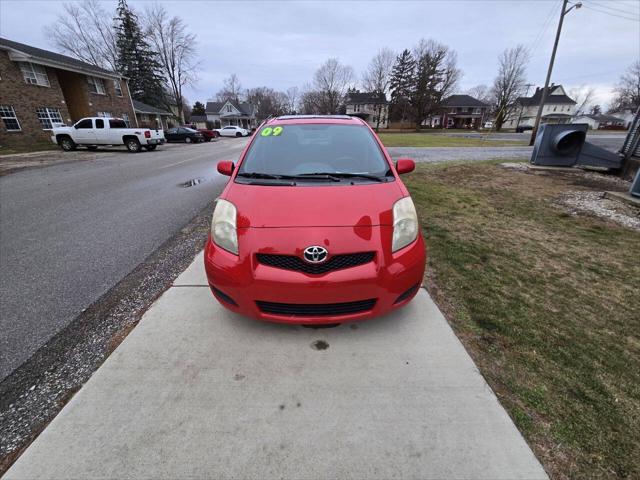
[5,252,547,479]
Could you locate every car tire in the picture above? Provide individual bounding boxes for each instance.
[236,132,242,137]
[59,136,77,152]
[185,137,192,143]
[125,138,141,153]
[145,145,158,151]
[86,145,98,151]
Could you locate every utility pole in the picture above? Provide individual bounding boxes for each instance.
[529,0,582,146]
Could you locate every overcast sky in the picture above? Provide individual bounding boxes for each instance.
[1,0,638,108]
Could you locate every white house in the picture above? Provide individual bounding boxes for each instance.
[572,113,627,130]
[205,100,256,130]
[607,107,636,129]
[504,84,577,130]
[344,91,389,129]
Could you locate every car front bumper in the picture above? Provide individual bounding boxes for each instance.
[204,226,426,324]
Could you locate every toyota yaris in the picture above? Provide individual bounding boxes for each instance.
[205,115,426,324]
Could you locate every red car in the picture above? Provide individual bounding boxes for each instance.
[205,115,426,324]
[197,129,220,142]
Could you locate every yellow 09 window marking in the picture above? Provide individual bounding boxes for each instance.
[260,126,284,137]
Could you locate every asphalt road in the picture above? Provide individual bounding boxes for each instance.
[0,139,248,380]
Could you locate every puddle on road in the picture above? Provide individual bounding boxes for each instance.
[179,177,207,188]
[310,340,330,351]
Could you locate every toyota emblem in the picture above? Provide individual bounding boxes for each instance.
[303,246,328,264]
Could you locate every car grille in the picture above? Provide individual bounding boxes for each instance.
[256,298,377,317]
[256,252,375,274]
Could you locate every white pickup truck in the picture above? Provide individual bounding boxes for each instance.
[51,117,165,153]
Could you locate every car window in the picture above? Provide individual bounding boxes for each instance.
[109,119,127,128]
[167,128,177,134]
[75,119,93,129]
[239,124,389,177]
[95,119,104,129]
[223,126,233,129]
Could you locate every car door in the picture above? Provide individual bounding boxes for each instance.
[177,128,189,141]
[73,118,97,144]
[93,118,109,144]
[165,128,178,141]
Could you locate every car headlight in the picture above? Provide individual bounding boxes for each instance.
[211,199,238,255]
[392,197,418,252]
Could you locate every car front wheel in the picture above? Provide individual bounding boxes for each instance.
[185,137,192,143]
[236,132,242,137]
[59,137,77,151]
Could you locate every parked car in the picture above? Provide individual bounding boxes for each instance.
[164,127,204,143]
[216,125,250,137]
[198,129,220,142]
[515,125,533,133]
[483,121,494,129]
[205,115,426,325]
[51,117,164,153]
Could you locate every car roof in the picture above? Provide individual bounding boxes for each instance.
[267,115,366,126]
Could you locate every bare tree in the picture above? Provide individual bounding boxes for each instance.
[216,74,243,102]
[410,39,461,130]
[569,85,596,115]
[491,45,530,131]
[145,4,197,123]
[46,0,118,71]
[245,87,288,121]
[285,86,299,114]
[298,85,323,114]
[610,60,640,112]
[362,47,395,130]
[466,84,492,104]
[312,58,354,114]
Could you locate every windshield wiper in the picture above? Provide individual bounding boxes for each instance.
[302,172,386,182]
[237,172,293,180]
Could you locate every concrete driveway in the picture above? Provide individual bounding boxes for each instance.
[5,252,547,479]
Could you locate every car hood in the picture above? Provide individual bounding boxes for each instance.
[228,182,404,228]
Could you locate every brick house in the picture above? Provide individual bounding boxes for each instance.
[0,37,137,147]
[425,95,490,129]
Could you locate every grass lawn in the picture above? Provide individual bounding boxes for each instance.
[405,162,639,479]
[378,132,528,147]
[0,143,57,156]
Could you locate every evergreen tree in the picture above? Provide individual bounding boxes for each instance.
[389,49,416,123]
[192,101,206,116]
[115,0,165,106]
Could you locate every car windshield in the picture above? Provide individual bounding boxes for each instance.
[238,124,390,179]
[183,128,197,133]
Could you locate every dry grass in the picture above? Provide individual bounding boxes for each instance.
[378,132,528,147]
[405,161,640,479]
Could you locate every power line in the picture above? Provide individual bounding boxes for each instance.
[581,4,640,21]
[585,0,640,17]
[529,0,563,57]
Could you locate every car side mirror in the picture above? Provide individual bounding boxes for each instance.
[396,158,415,175]
[217,160,235,176]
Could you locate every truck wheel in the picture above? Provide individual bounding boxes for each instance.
[144,145,158,151]
[86,146,98,151]
[59,136,77,151]
[125,138,141,153]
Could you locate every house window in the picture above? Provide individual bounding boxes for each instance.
[36,107,63,130]
[122,113,130,127]
[87,76,106,94]
[113,80,123,96]
[96,111,112,118]
[19,62,50,87]
[0,105,21,131]
[226,105,232,112]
